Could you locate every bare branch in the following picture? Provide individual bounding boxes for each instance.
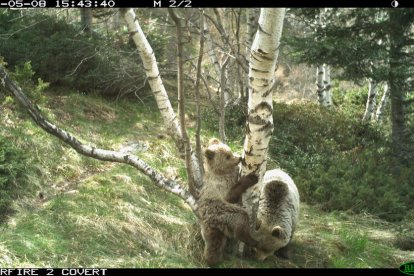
[168,8,200,199]
[219,54,230,142]
[195,9,205,175]
[0,65,197,210]
[204,10,249,73]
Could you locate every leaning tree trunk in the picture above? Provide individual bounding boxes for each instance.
[120,8,203,188]
[0,66,197,210]
[362,79,378,122]
[240,8,285,254]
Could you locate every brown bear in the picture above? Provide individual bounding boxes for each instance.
[195,138,259,266]
[254,169,300,261]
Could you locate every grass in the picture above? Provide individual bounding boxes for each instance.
[0,90,413,268]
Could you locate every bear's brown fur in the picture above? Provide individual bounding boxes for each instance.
[195,138,259,266]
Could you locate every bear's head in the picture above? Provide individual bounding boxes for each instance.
[204,138,241,175]
[254,221,290,261]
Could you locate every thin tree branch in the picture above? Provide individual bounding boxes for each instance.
[168,9,200,199]
[195,9,205,176]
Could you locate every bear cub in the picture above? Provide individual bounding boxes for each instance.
[195,138,259,266]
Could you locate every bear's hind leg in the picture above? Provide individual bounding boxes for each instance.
[232,214,259,248]
[203,227,227,266]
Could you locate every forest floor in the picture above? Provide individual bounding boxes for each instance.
[0,90,413,268]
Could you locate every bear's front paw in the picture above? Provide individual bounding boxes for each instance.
[244,173,258,186]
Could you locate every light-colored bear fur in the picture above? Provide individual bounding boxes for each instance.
[254,168,300,261]
[195,138,259,266]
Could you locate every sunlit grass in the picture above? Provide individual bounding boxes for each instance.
[1,91,413,267]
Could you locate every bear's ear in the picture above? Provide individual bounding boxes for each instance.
[205,149,215,160]
[208,138,221,145]
[271,226,284,239]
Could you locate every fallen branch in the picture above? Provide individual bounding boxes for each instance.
[0,65,197,211]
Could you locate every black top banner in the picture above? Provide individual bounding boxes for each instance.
[0,0,412,8]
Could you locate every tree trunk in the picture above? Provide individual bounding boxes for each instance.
[240,8,285,254]
[219,56,230,142]
[389,10,410,161]
[374,82,389,122]
[120,8,203,188]
[244,8,260,101]
[362,79,378,122]
[80,9,92,32]
[195,9,205,175]
[204,25,222,80]
[316,64,326,106]
[168,9,199,199]
[245,8,260,56]
[323,64,332,107]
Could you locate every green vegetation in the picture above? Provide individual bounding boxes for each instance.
[0,136,29,220]
[1,7,413,268]
[1,88,413,267]
[270,102,414,222]
[0,10,168,97]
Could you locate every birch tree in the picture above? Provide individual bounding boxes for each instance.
[362,79,378,122]
[245,8,260,55]
[315,9,331,107]
[374,82,389,122]
[240,8,286,239]
[316,64,326,106]
[286,8,414,161]
[323,64,332,107]
[1,7,290,265]
[120,8,203,189]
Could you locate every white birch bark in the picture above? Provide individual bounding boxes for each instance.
[241,8,285,236]
[121,8,202,188]
[323,64,332,107]
[362,79,378,122]
[374,82,389,122]
[315,9,331,107]
[121,9,181,141]
[316,65,326,106]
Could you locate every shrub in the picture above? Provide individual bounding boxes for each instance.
[269,102,413,222]
[0,136,28,219]
[0,10,169,97]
